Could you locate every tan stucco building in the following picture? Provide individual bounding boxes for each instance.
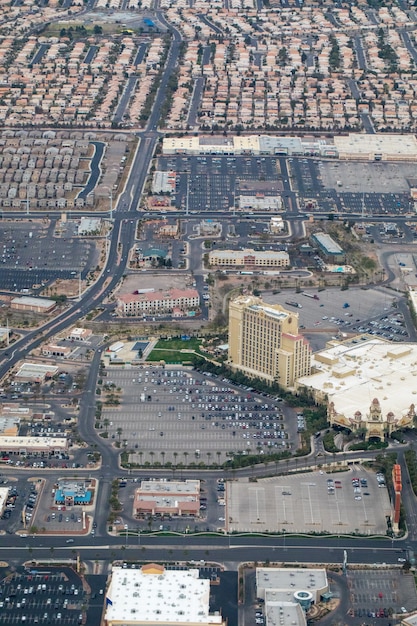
[228,296,311,388]
[296,337,416,440]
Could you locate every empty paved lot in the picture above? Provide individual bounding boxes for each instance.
[226,468,391,534]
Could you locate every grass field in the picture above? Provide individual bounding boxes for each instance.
[147,337,204,363]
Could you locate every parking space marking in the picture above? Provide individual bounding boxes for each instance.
[249,487,266,525]
[301,482,321,526]
[274,486,293,525]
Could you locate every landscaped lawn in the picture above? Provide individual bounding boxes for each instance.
[147,337,204,363]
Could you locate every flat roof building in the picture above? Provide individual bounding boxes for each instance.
[135,479,200,517]
[105,564,225,626]
[256,568,328,605]
[162,135,338,158]
[209,249,289,268]
[68,327,92,342]
[311,232,345,262]
[0,436,67,455]
[334,134,417,161]
[55,480,92,506]
[228,296,311,388]
[256,567,328,626]
[296,337,417,440]
[11,296,56,314]
[15,363,59,382]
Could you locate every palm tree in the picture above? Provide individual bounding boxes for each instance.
[183,451,188,467]
[206,452,211,467]
[116,427,123,443]
[149,451,155,466]
[138,451,143,466]
[173,452,178,468]
[216,451,222,467]
[160,451,165,466]
[103,418,109,435]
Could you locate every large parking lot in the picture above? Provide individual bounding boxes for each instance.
[290,158,412,215]
[100,368,291,464]
[0,219,97,293]
[156,155,416,217]
[347,569,417,619]
[226,467,391,534]
[264,286,411,351]
[157,155,282,213]
[0,566,86,625]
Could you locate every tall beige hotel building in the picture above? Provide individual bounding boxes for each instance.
[228,296,312,388]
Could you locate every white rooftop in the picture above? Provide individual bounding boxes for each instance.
[0,436,67,449]
[16,363,59,380]
[106,566,223,624]
[257,568,328,596]
[0,487,8,513]
[297,338,417,422]
[265,602,306,626]
[334,133,417,157]
[139,480,200,494]
[70,327,88,336]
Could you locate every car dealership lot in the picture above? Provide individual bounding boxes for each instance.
[226,467,391,534]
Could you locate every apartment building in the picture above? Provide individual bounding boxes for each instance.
[228,296,311,388]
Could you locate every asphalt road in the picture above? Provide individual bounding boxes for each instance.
[2,13,417,576]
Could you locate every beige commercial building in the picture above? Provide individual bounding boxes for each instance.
[334,134,417,161]
[209,249,289,268]
[10,296,56,314]
[15,363,59,383]
[134,479,200,518]
[296,337,417,440]
[68,327,92,342]
[0,436,67,456]
[228,296,311,388]
[41,344,72,358]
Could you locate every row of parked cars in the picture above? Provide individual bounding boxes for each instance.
[25,488,39,523]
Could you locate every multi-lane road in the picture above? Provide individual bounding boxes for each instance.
[0,12,417,574]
